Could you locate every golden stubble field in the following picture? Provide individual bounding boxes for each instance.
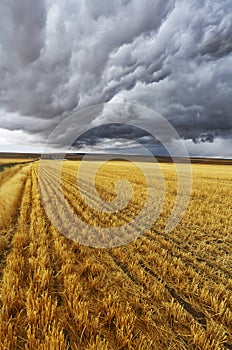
[0,159,231,350]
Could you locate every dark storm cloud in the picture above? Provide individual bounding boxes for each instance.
[72,123,160,148]
[72,123,169,157]
[0,0,46,64]
[0,0,231,155]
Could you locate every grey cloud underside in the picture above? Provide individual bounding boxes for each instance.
[72,123,161,146]
[72,123,170,156]
[0,0,231,150]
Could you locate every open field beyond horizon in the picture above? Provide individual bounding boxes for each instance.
[0,159,231,349]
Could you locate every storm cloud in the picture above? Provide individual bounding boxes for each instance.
[0,0,231,156]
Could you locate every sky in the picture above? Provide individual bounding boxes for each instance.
[0,0,231,157]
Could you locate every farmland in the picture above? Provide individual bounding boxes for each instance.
[0,159,231,349]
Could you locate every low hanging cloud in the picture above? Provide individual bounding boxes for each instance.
[0,0,231,156]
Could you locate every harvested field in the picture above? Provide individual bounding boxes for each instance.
[0,159,231,349]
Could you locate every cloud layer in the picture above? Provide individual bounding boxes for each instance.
[0,0,231,156]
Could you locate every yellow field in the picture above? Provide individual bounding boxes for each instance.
[0,159,33,166]
[0,160,231,349]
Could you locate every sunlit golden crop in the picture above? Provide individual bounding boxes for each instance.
[0,159,231,349]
